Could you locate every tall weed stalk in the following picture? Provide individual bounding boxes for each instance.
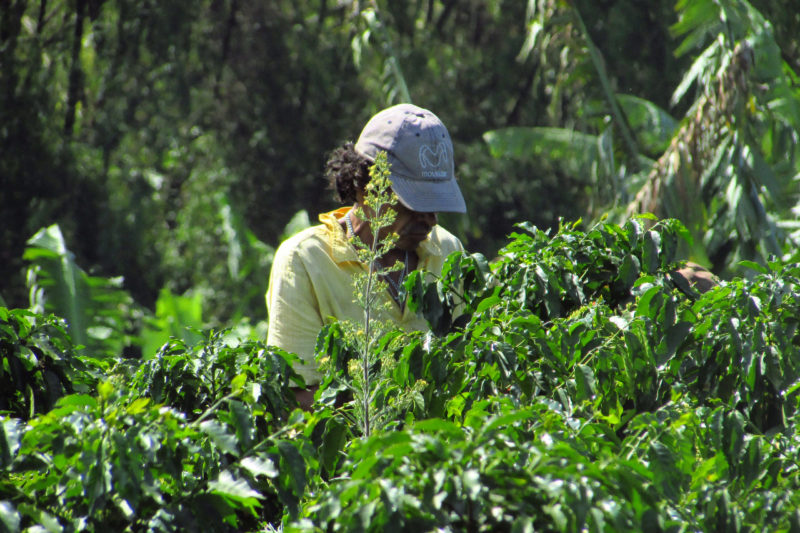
[346,152,403,437]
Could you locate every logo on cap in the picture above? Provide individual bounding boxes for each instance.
[419,143,449,178]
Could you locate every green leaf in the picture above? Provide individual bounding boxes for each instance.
[671,0,721,56]
[277,440,308,495]
[617,254,641,289]
[738,260,768,274]
[636,286,661,318]
[462,468,481,499]
[476,294,502,313]
[0,418,23,469]
[55,394,98,409]
[671,39,720,106]
[617,94,678,154]
[24,225,90,347]
[413,418,462,438]
[319,417,348,476]
[482,409,533,435]
[642,231,661,274]
[141,288,204,358]
[240,456,279,478]
[16,504,62,533]
[280,210,312,242]
[228,400,254,450]
[768,94,800,132]
[574,364,597,400]
[517,19,544,62]
[0,502,20,533]
[24,225,134,358]
[127,397,151,415]
[199,420,239,455]
[404,270,425,315]
[649,441,681,499]
[659,321,693,366]
[208,470,263,501]
[97,380,114,401]
[483,127,600,178]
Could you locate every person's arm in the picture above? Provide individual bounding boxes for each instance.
[266,243,325,387]
[293,385,319,411]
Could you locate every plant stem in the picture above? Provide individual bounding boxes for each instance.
[191,389,242,427]
[363,263,374,438]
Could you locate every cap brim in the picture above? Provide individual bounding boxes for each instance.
[390,174,467,213]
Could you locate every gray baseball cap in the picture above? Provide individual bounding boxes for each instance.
[354,104,467,214]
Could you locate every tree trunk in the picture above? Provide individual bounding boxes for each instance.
[64,0,86,136]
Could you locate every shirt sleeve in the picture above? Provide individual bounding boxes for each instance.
[266,241,325,386]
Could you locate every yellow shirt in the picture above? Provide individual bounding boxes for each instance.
[266,207,464,385]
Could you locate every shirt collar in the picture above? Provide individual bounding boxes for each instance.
[319,207,443,265]
[320,207,358,265]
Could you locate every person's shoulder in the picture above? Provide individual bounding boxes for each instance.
[429,225,464,253]
[274,224,329,261]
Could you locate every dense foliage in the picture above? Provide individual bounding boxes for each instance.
[1,323,306,531]
[2,0,798,334]
[2,0,799,530]
[3,216,800,531]
[0,309,97,420]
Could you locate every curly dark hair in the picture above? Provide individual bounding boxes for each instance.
[324,142,372,204]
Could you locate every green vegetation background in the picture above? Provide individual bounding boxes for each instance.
[1,0,798,344]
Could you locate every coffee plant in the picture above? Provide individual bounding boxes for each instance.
[3,216,800,532]
[0,308,101,421]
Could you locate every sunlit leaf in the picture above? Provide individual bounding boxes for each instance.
[240,456,279,478]
[208,470,263,501]
[483,127,599,178]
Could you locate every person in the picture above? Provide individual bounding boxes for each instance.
[265,104,467,408]
[673,261,718,293]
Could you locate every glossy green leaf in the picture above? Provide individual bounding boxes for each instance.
[240,456,278,478]
[0,502,20,533]
[208,470,263,501]
[199,420,239,455]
